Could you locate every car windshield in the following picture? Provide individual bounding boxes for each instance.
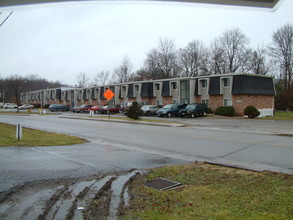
[141,106,149,110]
[163,104,174,109]
[186,104,196,109]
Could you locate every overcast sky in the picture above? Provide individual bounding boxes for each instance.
[0,0,292,86]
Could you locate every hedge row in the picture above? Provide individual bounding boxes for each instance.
[215,106,235,117]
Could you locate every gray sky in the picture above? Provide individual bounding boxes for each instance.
[0,0,292,86]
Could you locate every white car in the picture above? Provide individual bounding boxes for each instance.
[18,104,34,109]
[3,103,17,109]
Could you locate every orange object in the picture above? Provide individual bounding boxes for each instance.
[103,89,115,100]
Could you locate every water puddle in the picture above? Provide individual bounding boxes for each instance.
[0,170,141,220]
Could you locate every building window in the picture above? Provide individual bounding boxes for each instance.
[135,85,139,92]
[202,99,209,106]
[155,84,160,90]
[171,82,177,90]
[224,99,232,106]
[201,80,207,88]
[223,78,230,87]
[122,86,126,93]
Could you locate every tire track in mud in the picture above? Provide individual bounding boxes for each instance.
[0,170,141,220]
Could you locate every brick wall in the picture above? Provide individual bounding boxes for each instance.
[195,96,201,103]
[210,95,223,112]
[162,97,173,106]
[233,95,274,116]
[141,97,156,105]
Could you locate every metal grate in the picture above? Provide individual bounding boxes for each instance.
[145,178,182,191]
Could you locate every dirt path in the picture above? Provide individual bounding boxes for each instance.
[0,170,141,220]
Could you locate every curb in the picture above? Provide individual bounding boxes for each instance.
[60,116,187,127]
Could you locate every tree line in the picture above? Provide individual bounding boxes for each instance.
[1,24,292,110]
[88,24,292,110]
[90,24,292,88]
[0,74,66,105]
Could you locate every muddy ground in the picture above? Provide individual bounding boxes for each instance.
[0,170,142,220]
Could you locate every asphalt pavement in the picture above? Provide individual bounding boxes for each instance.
[0,112,292,194]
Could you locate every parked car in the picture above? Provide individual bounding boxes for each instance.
[179,103,208,118]
[120,101,149,113]
[157,103,187,117]
[71,105,81,113]
[18,104,34,109]
[98,106,120,114]
[77,104,93,113]
[141,105,159,116]
[90,105,103,114]
[3,103,17,109]
[48,104,69,112]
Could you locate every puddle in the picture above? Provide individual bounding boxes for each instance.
[0,170,141,220]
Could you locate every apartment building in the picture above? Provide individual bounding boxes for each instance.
[20,73,275,116]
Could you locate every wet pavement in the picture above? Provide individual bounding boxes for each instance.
[0,112,292,219]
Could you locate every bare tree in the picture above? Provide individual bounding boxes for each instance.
[93,71,110,86]
[5,74,28,105]
[76,72,89,88]
[144,49,162,80]
[112,56,133,83]
[157,38,179,78]
[178,40,208,77]
[269,23,293,90]
[209,28,250,74]
[143,38,179,79]
[246,46,270,75]
[209,39,227,74]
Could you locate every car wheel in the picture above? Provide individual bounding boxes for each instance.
[191,113,195,118]
[167,112,171,117]
[146,111,151,116]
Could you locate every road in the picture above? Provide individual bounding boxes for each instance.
[0,113,292,219]
[1,114,292,188]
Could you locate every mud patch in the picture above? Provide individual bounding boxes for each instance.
[0,170,141,220]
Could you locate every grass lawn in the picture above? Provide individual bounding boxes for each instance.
[0,122,87,147]
[262,111,293,120]
[125,162,293,219]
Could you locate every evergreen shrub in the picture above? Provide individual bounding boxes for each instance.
[126,101,143,120]
[244,105,260,118]
[215,106,235,117]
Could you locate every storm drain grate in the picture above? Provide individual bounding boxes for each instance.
[145,178,182,191]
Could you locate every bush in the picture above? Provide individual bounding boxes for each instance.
[207,107,213,114]
[43,104,50,109]
[126,101,143,120]
[223,106,235,117]
[215,106,235,117]
[215,106,225,115]
[244,105,260,118]
[33,103,41,108]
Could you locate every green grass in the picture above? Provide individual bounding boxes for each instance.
[0,123,87,147]
[125,162,293,219]
[262,112,293,120]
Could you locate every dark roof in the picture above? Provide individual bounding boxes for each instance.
[232,75,275,95]
[162,81,170,96]
[91,88,95,99]
[127,84,134,98]
[194,79,199,96]
[208,77,221,95]
[83,89,87,100]
[100,87,104,99]
[141,82,154,98]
